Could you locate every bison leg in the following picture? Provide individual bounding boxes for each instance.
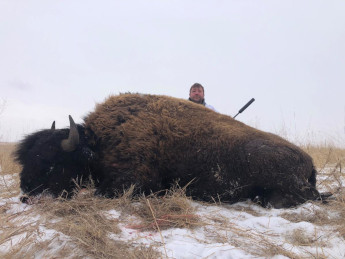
[94,167,136,198]
[263,189,299,208]
[249,187,290,208]
[94,166,164,198]
[264,182,320,208]
[95,179,116,198]
[249,174,321,208]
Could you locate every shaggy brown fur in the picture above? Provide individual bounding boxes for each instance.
[83,94,319,208]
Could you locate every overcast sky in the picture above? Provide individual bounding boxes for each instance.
[1,0,345,146]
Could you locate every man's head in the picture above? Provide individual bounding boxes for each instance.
[189,83,205,104]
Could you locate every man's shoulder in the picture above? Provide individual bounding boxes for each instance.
[205,104,217,112]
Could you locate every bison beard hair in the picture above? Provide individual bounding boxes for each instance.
[15,93,324,208]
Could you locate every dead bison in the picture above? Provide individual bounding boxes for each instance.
[16,93,323,208]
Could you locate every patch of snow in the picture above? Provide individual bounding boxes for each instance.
[104,209,121,220]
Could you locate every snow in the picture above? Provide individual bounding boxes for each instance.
[1,166,345,258]
[108,200,345,258]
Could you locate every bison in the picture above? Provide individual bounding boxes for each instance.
[15,93,325,208]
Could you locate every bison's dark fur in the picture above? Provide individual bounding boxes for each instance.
[16,94,323,208]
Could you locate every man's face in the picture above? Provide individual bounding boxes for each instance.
[189,87,204,103]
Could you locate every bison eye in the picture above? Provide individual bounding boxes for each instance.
[82,147,96,161]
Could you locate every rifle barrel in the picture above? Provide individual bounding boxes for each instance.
[233,98,255,119]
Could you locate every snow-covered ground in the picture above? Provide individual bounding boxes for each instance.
[112,201,345,258]
[1,167,345,258]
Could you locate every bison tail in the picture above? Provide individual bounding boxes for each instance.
[308,167,317,187]
[309,168,334,202]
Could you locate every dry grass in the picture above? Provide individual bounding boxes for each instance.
[0,143,198,258]
[129,187,199,231]
[328,190,345,239]
[1,142,345,258]
[29,184,199,258]
[280,205,331,225]
[287,228,317,246]
[202,217,302,258]
[1,185,197,258]
[0,143,21,198]
[302,144,345,169]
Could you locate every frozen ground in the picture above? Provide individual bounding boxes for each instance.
[1,166,345,259]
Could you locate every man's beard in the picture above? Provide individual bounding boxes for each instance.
[189,98,205,105]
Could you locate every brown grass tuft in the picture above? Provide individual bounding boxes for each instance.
[126,184,199,231]
[2,182,198,258]
[287,228,316,246]
[280,205,331,225]
[32,187,162,258]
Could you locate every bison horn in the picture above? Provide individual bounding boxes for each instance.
[61,115,80,152]
[51,121,55,131]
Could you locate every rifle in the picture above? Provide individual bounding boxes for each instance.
[233,98,255,119]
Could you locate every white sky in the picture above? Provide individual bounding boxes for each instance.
[1,0,345,146]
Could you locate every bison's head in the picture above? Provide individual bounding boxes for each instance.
[15,116,97,200]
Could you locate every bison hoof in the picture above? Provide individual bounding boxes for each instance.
[20,195,34,204]
[318,192,334,202]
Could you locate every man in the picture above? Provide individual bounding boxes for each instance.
[188,83,216,111]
